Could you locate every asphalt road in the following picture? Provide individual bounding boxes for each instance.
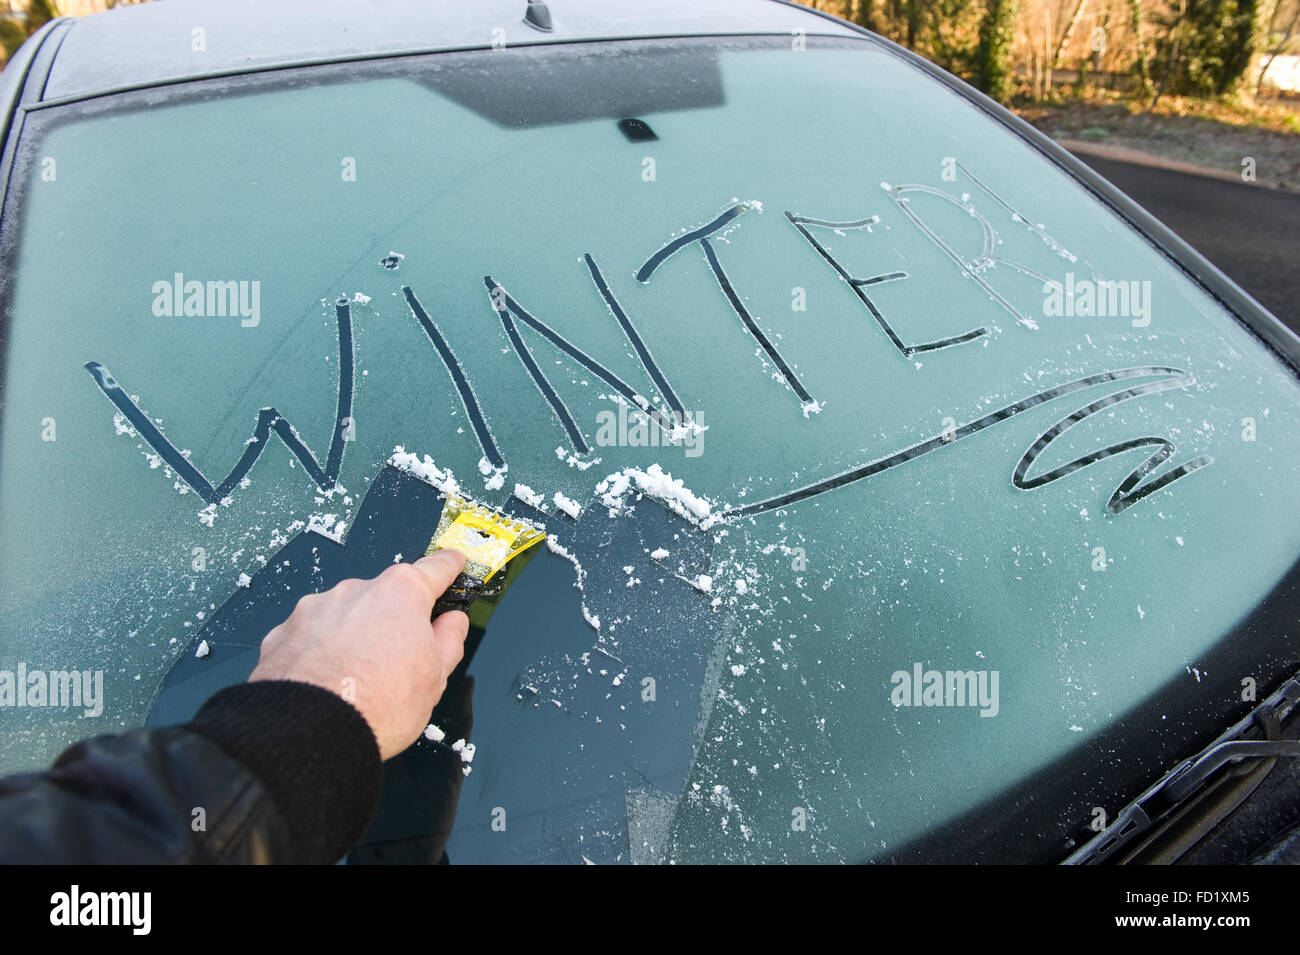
[1072,154,1300,337]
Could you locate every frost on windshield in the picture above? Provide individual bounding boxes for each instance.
[5,41,1298,864]
[79,173,1223,863]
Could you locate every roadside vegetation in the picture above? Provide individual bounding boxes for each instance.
[801,0,1300,186]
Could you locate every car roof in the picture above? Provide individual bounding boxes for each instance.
[38,0,860,102]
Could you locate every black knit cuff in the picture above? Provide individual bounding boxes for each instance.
[187,680,383,864]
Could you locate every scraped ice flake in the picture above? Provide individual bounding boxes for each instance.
[596,464,716,527]
[423,723,445,742]
[195,640,210,659]
[389,447,463,497]
[451,738,475,762]
[650,547,670,560]
[554,445,600,470]
[112,412,136,437]
[450,737,476,776]
[236,573,252,588]
[513,483,546,510]
[552,491,582,520]
[479,456,507,491]
[307,512,346,543]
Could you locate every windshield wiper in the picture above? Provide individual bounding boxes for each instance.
[1063,668,1300,864]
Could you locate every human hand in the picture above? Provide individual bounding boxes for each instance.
[249,549,470,760]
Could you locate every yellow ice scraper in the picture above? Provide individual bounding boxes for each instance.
[427,494,546,616]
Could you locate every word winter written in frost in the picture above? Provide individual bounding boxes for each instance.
[88,176,1209,522]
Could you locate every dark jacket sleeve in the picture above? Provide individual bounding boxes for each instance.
[0,680,383,864]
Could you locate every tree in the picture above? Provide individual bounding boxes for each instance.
[1,0,59,68]
[1053,0,1090,68]
[851,0,889,34]
[1128,0,1154,99]
[25,0,57,35]
[1153,0,1274,95]
[976,0,1021,101]
[1256,1,1300,91]
[1,18,27,64]
[1239,0,1280,93]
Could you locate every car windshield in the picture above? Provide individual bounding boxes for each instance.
[1,34,1298,864]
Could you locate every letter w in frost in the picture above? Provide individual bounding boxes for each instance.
[85,299,356,504]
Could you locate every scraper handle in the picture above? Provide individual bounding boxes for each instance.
[432,572,484,618]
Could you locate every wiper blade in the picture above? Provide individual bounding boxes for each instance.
[1062,669,1300,865]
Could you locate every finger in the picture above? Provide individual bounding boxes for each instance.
[408,549,468,607]
[431,608,469,672]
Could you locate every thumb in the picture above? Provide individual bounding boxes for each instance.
[411,548,468,607]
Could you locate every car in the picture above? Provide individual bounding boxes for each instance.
[1,0,1298,865]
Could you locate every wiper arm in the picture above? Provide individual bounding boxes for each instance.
[1063,669,1300,865]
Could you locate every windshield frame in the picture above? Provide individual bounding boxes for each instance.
[1,25,1299,864]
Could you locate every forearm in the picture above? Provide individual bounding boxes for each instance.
[0,680,382,864]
